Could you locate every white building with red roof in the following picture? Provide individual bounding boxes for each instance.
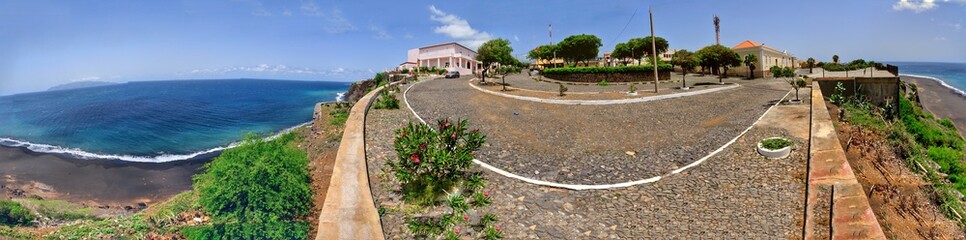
[399,42,480,75]
[731,40,798,78]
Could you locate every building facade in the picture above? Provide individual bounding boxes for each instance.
[730,40,798,78]
[401,42,480,75]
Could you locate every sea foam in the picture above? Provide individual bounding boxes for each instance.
[0,121,312,163]
[901,74,966,97]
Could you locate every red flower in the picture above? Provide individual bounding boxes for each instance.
[419,143,427,150]
[483,191,489,197]
[495,226,501,232]
[454,228,460,234]
[451,132,457,139]
[410,154,420,163]
[444,121,451,127]
[463,214,469,221]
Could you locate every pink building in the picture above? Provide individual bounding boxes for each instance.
[400,42,480,75]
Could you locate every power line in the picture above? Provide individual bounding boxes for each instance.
[608,6,640,48]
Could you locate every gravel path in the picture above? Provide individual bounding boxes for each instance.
[407,76,791,185]
[365,88,808,237]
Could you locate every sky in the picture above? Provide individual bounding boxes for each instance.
[1,0,965,95]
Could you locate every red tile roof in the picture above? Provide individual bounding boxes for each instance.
[733,40,763,49]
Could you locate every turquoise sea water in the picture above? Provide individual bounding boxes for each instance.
[891,62,966,96]
[0,79,349,162]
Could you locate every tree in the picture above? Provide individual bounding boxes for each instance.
[721,52,741,83]
[671,50,698,88]
[832,55,839,64]
[611,42,630,65]
[527,44,558,67]
[695,44,739,76]
[557,34,602,66]
[477,38,515,85]
[743,54,759,79]
[806,57,816,74]
[638,36,668,60]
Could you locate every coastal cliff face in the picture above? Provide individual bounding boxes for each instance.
[344,79,377,103]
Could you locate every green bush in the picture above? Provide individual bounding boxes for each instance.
[542,64,673,74]
[0,201,35,226]
[939,118,956,129]
[558,83,568,96]
[401,68,410,74]
[760,138,792,150]
[899,97,964,150]
[329,102,351,126]
[373,91,400,110]
[191,133,311,239]
[597,80,609,86]
[390,119,486,206]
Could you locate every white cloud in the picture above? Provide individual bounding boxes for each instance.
[252,9,272,17]
[71,76,102,82]
[894,0,938,12]
[370,26,393,39]
[301,2,356,33]
[428,5,492,49]
[893,0,966,12]
[513,35,519,42]
[282,9,292,16]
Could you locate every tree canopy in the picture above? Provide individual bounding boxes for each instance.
[527,44,557,62]
[743,54,758,79]
[695,44,739,75]
[558,34,602,65]
[671,49,699,86]
[477,38,516,67]
[637,36,668,59]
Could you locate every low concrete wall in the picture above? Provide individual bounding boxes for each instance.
[804,86,885,239]
[316,84,389,239]
[814,77,900,107]
[544,71,671,83]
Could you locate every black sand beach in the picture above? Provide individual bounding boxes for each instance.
[0,146,207,207]
[903,76,966,136]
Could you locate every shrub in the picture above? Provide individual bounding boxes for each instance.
[542,64,673,75]
[373,91,400,110]
[829,82,846,104]
[401,68,410,74]
[191,133,311,239]
[597,80,610,86]
[760,138,792,150]
[389,119,486,206]
[0,201,35,226]
[329,102,351,126]
[928,147,964,173]
[627,84,637,93]
[558,83,568,96]
[939,118,956,129]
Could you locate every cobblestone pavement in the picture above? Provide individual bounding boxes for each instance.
[365,80,808,238]
[500,73,751,93]
[407,76,791,185]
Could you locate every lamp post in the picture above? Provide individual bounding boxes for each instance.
[649,7,659,93]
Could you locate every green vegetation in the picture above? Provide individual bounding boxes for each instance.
[401,68,410,74]
[743,54,758,79]
[373,90,400,109]
[598,80,610,87]
[329,102,351,126]
[0,226,33,239]
[389,119,502,239]
[558,83,568,96]
[611,36,668,66]
[835,84,966,226]
[557,34,602,66]
[695,44,741,83]
[542,64,673,75]
[477,38,523,90]
[188,133,311,239]
[671,49,699,87]
[832,54,839,63]
[527,44,558,64]
[760,138,792,150]
[829,82,846,104]
[627,84,637,93]
[44,192,198,239]
[806,57,816,74]
[0,201,35,226]
[16,199,95,221]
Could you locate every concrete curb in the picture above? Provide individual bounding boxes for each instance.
[316,83,393,240]
[404,77,791,190]
[468,78,740,105]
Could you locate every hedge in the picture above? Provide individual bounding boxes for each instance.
[542,64,673,74]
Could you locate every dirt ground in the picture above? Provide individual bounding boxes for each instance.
[828,104,965,239]
[299,102,345,240]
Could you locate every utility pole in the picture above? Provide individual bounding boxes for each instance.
[549,24,556,68]
[650,7,659,93]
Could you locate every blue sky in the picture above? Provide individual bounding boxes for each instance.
[1,0,964,95]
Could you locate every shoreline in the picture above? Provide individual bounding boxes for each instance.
[901,75,966,136]
[0,145,207,208]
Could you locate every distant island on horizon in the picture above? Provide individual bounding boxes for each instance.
[47,80,119,92]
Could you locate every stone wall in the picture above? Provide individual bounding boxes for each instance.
[543,71,671,83]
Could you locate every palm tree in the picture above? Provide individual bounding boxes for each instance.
[743,54,758,79]
[806,58,816,74]
[832,55,839,64]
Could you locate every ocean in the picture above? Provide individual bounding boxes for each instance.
[0,79,350,163]
[891,62,966,96]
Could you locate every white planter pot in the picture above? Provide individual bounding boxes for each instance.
[757,137,792,159]
[680,86,690,90]
[627,92,638,96]
[787,99,802,104]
